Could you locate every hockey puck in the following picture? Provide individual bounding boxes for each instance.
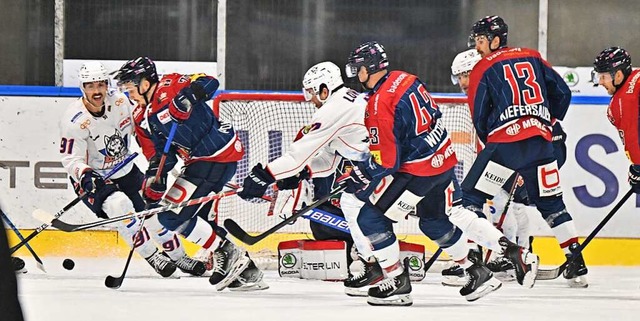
[63,258,75,270]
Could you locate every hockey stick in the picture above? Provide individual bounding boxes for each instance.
[105,123,177,289]
[424,247,443,273]
[42,190,241,232]
[1,209,46,272]
[11,152,138,254]
[485,173,520,263]
[224,185,347,245]
[537,188,634,280]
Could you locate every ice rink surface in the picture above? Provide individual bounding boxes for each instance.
[15,258,640,321]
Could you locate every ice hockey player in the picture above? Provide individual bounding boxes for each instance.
[344,40,538,306]
[445,48,522,284]
[112,57,266,291]
[237,61,381,295]
[60,62,204,278]
[465,15,587,288]
[594,47,640,211]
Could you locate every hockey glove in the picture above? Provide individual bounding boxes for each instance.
[80,169,105,197]
[628,165,640,194]
[238,163,276,200]
[142,175,167,204]
[169,87,197,122]
[142,155,168,203]
[276,166,311,190]
[344,161,373,194]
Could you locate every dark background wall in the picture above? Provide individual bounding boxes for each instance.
[0,0,636,92]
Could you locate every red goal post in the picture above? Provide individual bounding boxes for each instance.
[211,92,475,268]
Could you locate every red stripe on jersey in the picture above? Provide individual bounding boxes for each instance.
[487,116,552,143]
[398,138,457,176]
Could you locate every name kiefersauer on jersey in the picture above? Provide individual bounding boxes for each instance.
[499,104,551,122]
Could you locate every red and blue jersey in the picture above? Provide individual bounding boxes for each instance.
[607,69,640,165]
[365,71,458,177]
[133,73,243,168]
[467,47,571,144]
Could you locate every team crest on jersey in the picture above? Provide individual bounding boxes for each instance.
[99,130,128,163]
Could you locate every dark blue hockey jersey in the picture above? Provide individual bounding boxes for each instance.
[467,47,571,144]
[133,73,244,172]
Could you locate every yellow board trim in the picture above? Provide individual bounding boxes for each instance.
[7,230,640,265]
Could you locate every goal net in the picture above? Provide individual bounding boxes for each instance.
[211,92,476,268]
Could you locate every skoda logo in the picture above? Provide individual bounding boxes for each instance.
[563,70,579,87]
[408,256,423,271]
[281,253,297,268]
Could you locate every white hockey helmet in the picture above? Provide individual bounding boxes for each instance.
[450,49,481,85]
[302,61,344,103]
[78,61,110,86]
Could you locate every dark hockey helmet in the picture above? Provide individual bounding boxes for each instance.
[468,15,508,49]
[112,56,159,87]
[345,41,389,78]
[592,47,632,86]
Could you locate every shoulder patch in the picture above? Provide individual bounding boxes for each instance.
[157,109,172,124]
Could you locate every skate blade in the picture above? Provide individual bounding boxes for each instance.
[229,280,270,292]
[215,256,251,291]
[367,294,413,306]
[441,276,467,287]
[344,286,370,297]
[521,253,539,288]
[493,271,516,282]
[566,276,588,288]
[464,277,502,302]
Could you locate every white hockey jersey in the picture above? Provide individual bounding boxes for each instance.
[267,87,370,180]
[59,90,136,182]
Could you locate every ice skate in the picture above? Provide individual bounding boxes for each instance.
[486,256,516,282]
[12,257,27,274]
[344,258,384,296]
[501,237,538,288]
[145,250,177,278]
[563,242,588,288]
[366,260,412,306]
[459,263,502,301]
[441,263,467,287]
[228,258,269,291]
[209,239,250,291]
[173,255,206,276]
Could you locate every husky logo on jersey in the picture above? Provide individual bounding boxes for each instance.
[99,130,128,163]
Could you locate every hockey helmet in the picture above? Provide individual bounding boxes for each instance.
[345,41,389,78]
[451,49,481,85]
[112,57,159,87]
[302,61,344,102]
[592,47,632,84]
[78,62,109,85]
[468,16,508,49]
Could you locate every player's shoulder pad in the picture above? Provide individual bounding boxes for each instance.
[154,73,191,109]
[106,90,132,109]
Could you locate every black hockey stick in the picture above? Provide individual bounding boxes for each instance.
[1,209,46,272]
[424,247,443,273]
[12,152,138,254]
[105,123,177,289]
[224,185,347,245]
[537,188,633,280]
